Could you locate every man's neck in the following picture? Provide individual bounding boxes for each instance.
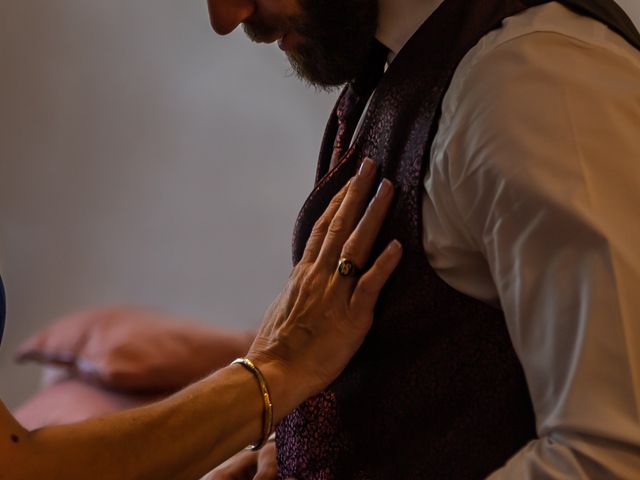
[377,0,445,57]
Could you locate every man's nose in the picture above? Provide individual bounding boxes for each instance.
[207,0,256,35]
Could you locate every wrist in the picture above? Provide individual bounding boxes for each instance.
[230,358,273,450]
[246,356,312,424]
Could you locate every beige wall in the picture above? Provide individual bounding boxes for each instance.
[0,0,336,408]
[621,0,640,26]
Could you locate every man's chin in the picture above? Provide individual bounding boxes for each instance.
[286,57,343,90]
[285,46,369,90]
[273,0,380,89]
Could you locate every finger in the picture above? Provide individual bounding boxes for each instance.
[253,461,278,480]
[301,179,351,264]
[318,158,378,266]
[338,178,395,279]
[208,450,258,480]
[253,441,278,480]
[350,240,403,316]
[254,470,278,480]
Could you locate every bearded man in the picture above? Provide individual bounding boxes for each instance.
[205,0,640,479]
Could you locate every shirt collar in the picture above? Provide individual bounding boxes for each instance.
[376,0,445,57]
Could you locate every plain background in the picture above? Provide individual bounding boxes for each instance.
[1,1,639,410]
[0,0,336,409]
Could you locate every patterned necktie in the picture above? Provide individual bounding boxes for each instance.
[330,39,389,169]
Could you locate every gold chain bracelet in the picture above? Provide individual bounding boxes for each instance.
[231,357,274,450]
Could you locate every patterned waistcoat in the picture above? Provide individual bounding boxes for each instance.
[276,1,640,478]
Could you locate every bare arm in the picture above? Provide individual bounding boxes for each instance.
[0,158,401,479]
[1,363,282,480]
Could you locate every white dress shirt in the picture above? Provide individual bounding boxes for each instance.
[376,1,640,478]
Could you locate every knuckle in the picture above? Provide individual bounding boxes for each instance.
[292,262,308,279]
[356,281,375,297]
[296,257,313,272]
[330,192,345,206]
[325,198,342,215]
[312,216,330,234]
[340,238,358,259]
[328,216,347,236]
[334,181,351,200]
[372,262,389,279]
[298,277,315,298]
[304,233,323,252]
[361,272,383,292]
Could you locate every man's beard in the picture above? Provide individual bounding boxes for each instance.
[245,0,379,89]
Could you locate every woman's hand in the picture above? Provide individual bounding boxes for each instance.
[0,157,399,480]
[205,441,276,480]
[247,158,402,419]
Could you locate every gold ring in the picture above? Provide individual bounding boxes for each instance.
[337,257,359,278]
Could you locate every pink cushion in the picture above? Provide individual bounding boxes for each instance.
[13,378,159,430]
[16,306,254,392]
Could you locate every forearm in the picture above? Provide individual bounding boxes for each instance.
[2,166,398,479]
[5,361,291,480]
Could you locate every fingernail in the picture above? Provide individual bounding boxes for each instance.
[390,239,402,253]
[376,179,393,198]
[358,157,375,177]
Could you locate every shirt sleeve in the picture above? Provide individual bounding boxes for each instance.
[436,31,640,479]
